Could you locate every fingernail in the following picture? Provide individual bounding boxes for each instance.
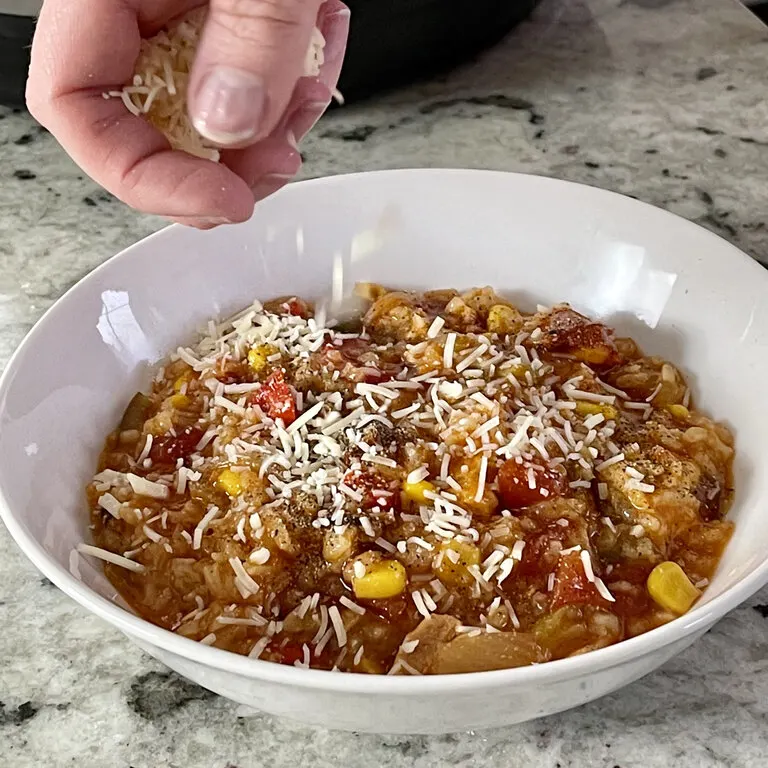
[287,101,329,143]
[286,129,300,152]
[171,216,235,229]
[191,67,267,146]
[320,8,351,64]
[196,216,235,227]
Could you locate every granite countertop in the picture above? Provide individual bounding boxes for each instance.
[1,0,767,765]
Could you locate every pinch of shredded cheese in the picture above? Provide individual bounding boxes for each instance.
[107,8,333,161]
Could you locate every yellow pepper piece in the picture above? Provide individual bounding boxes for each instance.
[647,561,701,615]
[435,540,481,586]
[487,305,520,334]
[323,528,356,563]
[353,560,407,600]
[248,344,277,373]
[217,468,243,497]
[573,348,612,365]
[666,404,690,420]
[575,401,619,420]
[170,394,190,409]
[403,479,435,504]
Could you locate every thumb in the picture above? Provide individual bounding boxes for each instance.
[188,0,323,147]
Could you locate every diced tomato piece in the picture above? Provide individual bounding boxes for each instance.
[283,298,310,318]
[150,426,204,465]
[252,370,296,426]
[497,460,566,510]
[270,640,306,666]
[540,308,621,367]
[512,532,566,580]
[342,469,401,511]
[550,552,605,611]
[602,562,654,618]
[267,638,335,667]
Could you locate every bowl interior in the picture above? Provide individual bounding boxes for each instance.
[2,169,767,649]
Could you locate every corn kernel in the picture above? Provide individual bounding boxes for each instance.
[436,541,481,586]
[173,370,194,392]
[353,560,407,600]
[666,404,690,420]
[170,394,190,409]
[403,479,435,504]
[217,468,243,497]
[248,344,277,373]
[575,401,618,420]
[647,561,701,615]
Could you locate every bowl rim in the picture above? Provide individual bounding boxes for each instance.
[2,168,768,693]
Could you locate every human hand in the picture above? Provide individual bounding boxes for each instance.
[26,0,349,228]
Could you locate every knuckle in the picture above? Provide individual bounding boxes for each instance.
[211,0,311,40]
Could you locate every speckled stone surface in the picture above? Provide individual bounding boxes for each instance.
[1,0,767,765]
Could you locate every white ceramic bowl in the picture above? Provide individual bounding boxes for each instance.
[2,170,768,735]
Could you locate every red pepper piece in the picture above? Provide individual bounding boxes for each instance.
[253,369,296,426]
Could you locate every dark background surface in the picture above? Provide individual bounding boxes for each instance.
[0,0,539,109]
[752,1,768,21]
[0,12,33,109]
[2,1,765,108]
[336,0,539,101]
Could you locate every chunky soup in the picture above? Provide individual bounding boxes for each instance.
[82,286,734,674]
